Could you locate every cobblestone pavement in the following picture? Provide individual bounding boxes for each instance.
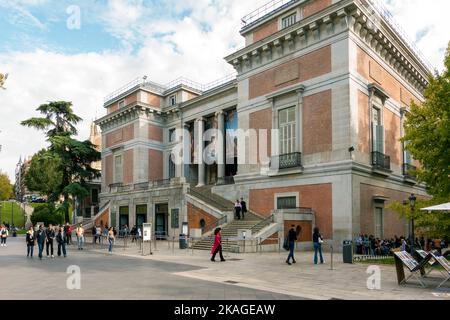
[0,236,304,300]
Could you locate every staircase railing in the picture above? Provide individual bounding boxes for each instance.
[202,215,228,235]
[188,187,232,211]
[250,214,275,235]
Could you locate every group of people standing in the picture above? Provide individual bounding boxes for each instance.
[26,224,68,259]
[234,198,247,220]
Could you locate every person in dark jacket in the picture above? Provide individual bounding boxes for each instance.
[26,226,35,258]
[46,224,55,258]
[240,198,247,220]
[56,226,66,257]
[313,227,324,264]
[286,225,297,265]
[36,225,46,260]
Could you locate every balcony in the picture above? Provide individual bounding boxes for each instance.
[270,152,302,170]
[371,151,391,173]
[402,163,417,182]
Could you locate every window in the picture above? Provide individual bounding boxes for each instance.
[91,188,99,204]
[371,107,383,153]
[404,141,412,165]
[118,100,125,109]
[282,13,297,29]
[171,208,179,229]
[169,154,176,179]
[169,95,176,106]
[278,106,296,155]
[114,155,123,183]
[169,128,176,142]
[277,196,297,209]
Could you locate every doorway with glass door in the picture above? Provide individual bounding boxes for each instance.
[155,203,168,240]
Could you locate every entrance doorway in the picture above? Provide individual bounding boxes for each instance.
[136,204,147,229]
[155,203,168,240]
[119,206,129,230]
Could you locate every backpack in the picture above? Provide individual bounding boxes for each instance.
[283,236,289,251]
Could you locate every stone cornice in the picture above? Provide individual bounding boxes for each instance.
[95,103,166,131]
[226,0,430,94]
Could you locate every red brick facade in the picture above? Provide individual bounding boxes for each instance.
[106,123,135,148]
[249,108,272,164]
[187,202,217,230]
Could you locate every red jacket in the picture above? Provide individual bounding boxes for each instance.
[211,233,221,254]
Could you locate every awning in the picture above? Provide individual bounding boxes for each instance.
[421,202,450,211]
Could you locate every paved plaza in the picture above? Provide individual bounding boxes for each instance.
[1,236,449,300]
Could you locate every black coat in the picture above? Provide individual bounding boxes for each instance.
[46,229,55,241]
[240,201,247,213]
[36,229,47,244]
[288,228,297,242]
[26,232,35,246]
[56,232,65,244]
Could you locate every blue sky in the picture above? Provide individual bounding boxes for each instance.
[0,0,449,181]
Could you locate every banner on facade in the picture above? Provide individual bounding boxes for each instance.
[143,223,152,241]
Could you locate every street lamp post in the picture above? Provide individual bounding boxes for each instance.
[11,201,14,227]
[409,193,417,254]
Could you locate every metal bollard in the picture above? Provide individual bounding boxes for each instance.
[330,244,334,270]
[278,237,281,254]
[172,236,175,254]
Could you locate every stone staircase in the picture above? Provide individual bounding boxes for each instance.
[188,185,269,252]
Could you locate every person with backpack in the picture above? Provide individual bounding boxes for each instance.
[26,226,35,258]
[286,225,297,265]
[36,224,47,260]
[46,224,55,258]
[0,225,8,247]
[56,226,67,257]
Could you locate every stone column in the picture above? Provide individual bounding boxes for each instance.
[216,111,225,183]
[196,118,206,187]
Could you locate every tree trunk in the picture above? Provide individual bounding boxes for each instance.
[63,192,70,223]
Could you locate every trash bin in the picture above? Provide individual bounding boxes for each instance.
[179,234,188,249]
[343,240,353,263]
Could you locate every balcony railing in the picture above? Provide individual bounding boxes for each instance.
[270,152,302,170]
[402,163,417,180]
[153,179,171,187]
[371,151,391,171]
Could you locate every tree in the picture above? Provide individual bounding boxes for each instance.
[21,101,100,222]
[402,42,450,198]
[31,203,64,226]
[25,149,62,198]
[0,172,13,200]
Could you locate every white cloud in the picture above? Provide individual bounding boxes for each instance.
[0,0,448,183]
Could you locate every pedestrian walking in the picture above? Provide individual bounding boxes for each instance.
[240,197,247,220]
[56,226,67,257]
[108,227,115,254]
[313,227,324,264]
[0,225,8,247]
[95,225,101,244]
[36,224,46,260]
[92,225,97,244]
[76,223,85,250]
[210,228,225,262]
[68,223,73,245]
[286,225,297,265]
[26,226,35,258]
[46,224,55,258]
[234,200,241,220]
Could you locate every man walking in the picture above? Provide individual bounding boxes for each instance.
[56,226,67,257]
[234,200,241,220]
[46,224,55,258]
[286,225,297,265]
[64,223,70,245]
[240,197,247,220]
[36,225,46,260]
[76,223,85,250]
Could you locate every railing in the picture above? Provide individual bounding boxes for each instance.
[250,214,275,235]
[402,163,417,180]
[153,179,171,187]
[117,184,133,192]
[202,215,228,235]
[104,77,143,104]
[134,182,150,191]
[188,187,232,211]
[371,151,391,171]
[241,0,299,28]
[270,152,302,170]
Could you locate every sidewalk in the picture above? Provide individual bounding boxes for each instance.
[90,239,450,300]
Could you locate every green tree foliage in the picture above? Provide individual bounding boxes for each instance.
[21,101,100,222]
[0,172,13,200]
[402,43,450,198]
[25,149,62,198]
[31,203,64,226]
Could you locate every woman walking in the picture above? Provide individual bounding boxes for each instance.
[56,226,67,257]
[313,227,324,264]
[0,225,8,247]
[108,227,115,254]
[26,226,35,258]
[211,228,225,262]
